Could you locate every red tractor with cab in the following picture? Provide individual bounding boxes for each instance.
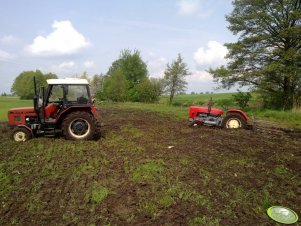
[8,78,101,141]
[188,98,253,129]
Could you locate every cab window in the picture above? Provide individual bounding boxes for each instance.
[66,85,89,104]
[48,85,64,103]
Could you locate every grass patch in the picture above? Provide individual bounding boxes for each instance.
[274,165,289,176]
[130,160,165,183]
[250,109,301,128]
[88,183,110,204]
[189,216,220,226]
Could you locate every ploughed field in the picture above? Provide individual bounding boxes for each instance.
[0,106,300,225]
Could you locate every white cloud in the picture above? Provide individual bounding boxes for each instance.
[187,70,213,83]
[176,0,212,17]
[147,56,167,78]
[0,49,14,61]
[26,20,90,56]
[83,60,94,68]
[0,35,20,45]
[194,41,228,66]
[177,0,200,15]
[58,61,75,69]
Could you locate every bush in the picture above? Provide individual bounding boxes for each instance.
[232,91,252,109]
[216,99,235,109]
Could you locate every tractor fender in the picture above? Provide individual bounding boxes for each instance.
[226,109,250,122]
[56,106,94,124]
[15,124,33,134]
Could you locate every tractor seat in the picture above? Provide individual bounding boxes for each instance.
[45,103,58,118]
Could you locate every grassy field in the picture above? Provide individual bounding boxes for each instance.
[1,105,300,225]
[0,96,32,120]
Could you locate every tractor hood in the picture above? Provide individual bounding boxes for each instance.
[189,106,224,118]
[8,107,35,114]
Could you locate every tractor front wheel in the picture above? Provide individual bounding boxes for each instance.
[11,127,32,142]
[62,111,96,140]
[222,113,247,129]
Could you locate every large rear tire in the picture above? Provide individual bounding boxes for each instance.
[11,127,32,142]
[62,111,96,140]
[222,113,247,129]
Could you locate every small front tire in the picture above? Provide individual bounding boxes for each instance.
[11,127,32,142]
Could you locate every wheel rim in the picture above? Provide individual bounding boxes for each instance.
[14,131,27,142]
[226,118,241,128]
[68,118,91,139]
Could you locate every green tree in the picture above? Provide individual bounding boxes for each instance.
[103,69,127,101]
[209,0,301,110]
[107,49,148,88]
[163,54,190,105]
[11,70,57,99]
[232,90,252,110]
[131,78,164,103]
[90,73,105,97]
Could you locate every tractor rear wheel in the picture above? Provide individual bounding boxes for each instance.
[62,111,96,140]
[222,113,247,129]
[11,127,32,142]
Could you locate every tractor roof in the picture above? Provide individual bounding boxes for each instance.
[47,78,89,85]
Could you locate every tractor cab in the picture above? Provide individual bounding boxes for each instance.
[36,78,92,121]
[9,78,101,141]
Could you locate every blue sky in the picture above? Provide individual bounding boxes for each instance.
[0,0,236,94]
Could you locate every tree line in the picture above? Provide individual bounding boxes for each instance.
[11,50,190,105]
[10,0,301,110]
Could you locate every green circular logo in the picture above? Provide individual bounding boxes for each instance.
[267,206,298,224]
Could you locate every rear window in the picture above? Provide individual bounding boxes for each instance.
[66,85,89,104]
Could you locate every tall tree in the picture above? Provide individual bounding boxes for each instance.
[209,0,301,110]
[163,54,190,105]
[11,70,57,99]
[103,69,127,101]
[90,73,105,97]
[107,49,148,88]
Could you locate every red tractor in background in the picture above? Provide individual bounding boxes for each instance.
[8,78,101,141]
[188,98,253,129]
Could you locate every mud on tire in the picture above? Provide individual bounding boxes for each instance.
[222,113,247,129]
[62,111,96,140]
[11,127,32,142]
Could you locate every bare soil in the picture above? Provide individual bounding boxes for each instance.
[0,106,300,225]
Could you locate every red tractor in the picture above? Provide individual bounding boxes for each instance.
[188,99,253,129]
[8,78,101,141]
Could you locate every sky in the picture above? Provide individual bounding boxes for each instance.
[0,0,236,94]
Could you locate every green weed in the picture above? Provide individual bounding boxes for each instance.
[274,165,288,176]
[121,125,144,138]
[261,190,272,210]
[189,216,220,226]
[88,183,110,204]
[158,195,175,207]
[138,200,158,214]
[131,160,164,183]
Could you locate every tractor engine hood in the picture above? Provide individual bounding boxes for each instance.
[8,107,37,126]
[189,106,224,118]
[8,107,35,114]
